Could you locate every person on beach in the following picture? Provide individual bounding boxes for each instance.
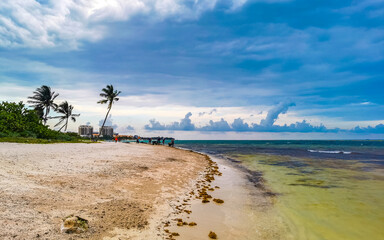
[115,137,118,143]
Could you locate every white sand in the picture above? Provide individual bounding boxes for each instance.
[0,142,208,240]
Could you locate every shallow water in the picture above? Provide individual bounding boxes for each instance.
[176,140,384,240]
[237,154,384,240]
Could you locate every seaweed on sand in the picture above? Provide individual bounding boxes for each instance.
[208,231,218,239]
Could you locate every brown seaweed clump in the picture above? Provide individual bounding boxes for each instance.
[213,198,224,204]
[184,210,192,214]
[188,222,197,226]
[208,231,218,239]
[176,218,184,226]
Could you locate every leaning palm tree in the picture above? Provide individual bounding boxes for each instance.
[51,101,80,132]
[27,85,59,125]
[97,85,121,137]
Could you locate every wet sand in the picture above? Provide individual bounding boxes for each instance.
[163,155,288,240]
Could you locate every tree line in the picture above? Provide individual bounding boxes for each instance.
[0,84,121,141]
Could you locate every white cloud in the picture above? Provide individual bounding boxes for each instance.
[0,0,248,49]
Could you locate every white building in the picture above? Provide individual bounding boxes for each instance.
[78,125,93,137]
[99,126,114,137]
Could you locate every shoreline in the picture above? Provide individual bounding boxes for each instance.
[0,141,286,239]
[161,148,286,240]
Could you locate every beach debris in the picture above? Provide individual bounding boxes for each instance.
[171,232,179,236]
[177,222,184,226]
[213,198,224,204]
[175,218,183,226]
[188,222,197,226]
[61,215,89,234]
[208,231,218,239]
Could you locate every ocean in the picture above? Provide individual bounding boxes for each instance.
[175,140,384,240]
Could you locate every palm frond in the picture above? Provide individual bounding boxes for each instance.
[49,116,64,119]
[97,99,108,104]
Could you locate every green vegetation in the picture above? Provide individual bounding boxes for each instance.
[0,137,87,144]
[0,101,82,143]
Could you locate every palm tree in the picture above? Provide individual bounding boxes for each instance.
[27,85,59,125]
[97,85,121,137]
[51,101,80,132]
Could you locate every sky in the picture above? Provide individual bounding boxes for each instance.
[0,0,383,139]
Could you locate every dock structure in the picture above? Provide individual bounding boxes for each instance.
[103,134,175,146]
[136,136,175,146]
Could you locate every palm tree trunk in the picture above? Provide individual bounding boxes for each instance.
[64,118,68,132]
[58,123,65,132]
[44,107,49,125]
[98,107,112,140]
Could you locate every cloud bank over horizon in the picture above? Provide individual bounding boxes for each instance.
[145,102,384,134]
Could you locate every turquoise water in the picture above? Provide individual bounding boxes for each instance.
[176,140,384,240]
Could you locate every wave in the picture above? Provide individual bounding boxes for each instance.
[308,150,352,154]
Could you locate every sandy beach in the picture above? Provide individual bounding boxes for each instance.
[0,142,209,239]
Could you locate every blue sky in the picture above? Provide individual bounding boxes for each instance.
[0,0,383,139]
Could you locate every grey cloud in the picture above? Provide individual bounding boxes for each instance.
[260,101,296,126]
[231,118,251,131]
[199,109,217,117]
[145,119,167,130]
[200,118,232,131]
[350,124,384,134]
[126,125,135,131]
[252,120,338,133]
[145,112,195,131]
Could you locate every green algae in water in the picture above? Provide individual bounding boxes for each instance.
[237,154,384,240]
